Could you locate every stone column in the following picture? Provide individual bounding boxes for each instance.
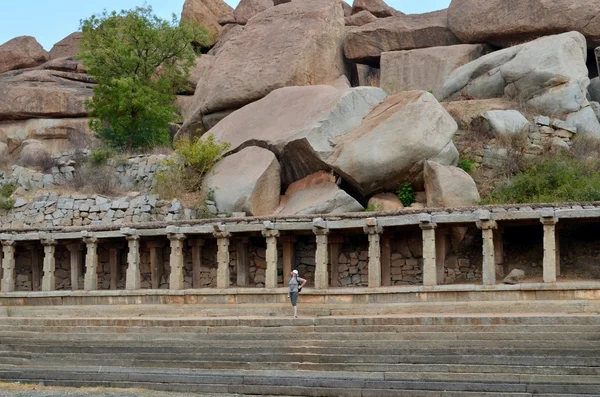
[595,46,600,79]
[235,238,249,287]
[313,225,329,289]
[281,236,296,287]
[364,218,383,288]
[109,246,122,290]
[477,211,497,286]
[214,231,231,289]
[555,225,562,277]
[1,240,16,293]
[168,233,186,290]
[66,243,84,291]
[435,228,447,285]
[381,236,392,287]
[147,241,164,289]
[263,229,280,289]
[541,215,559,283]
[41,239,57,292]
[493,228,504,266]
[30,246,42,292]
[83,237,99,291]
[189,239,205,288]
[328,236,344,287]
[125,235,141,290]
[420,215,438,287]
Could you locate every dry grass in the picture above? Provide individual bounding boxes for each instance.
[68,164,119,196]
[17,150,58,172]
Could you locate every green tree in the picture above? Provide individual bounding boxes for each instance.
[79,6,210,151]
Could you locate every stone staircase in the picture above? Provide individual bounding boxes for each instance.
[0,307,599,396]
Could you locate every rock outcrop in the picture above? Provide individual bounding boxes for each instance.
[345,10,377,27]
[344,9,461,65]
[424,161,480,208]
[448,0,600,49]
[0,36,49,74]
[367,193,403,211]
[180,0,347,137]
[481,110,529,137]
[329,90,458,195]
[202,147,281,216]
[181,0,234,46]
[276,171,363,215]
[441,32,590,116]
[351,0,396,18]
[48,32,83,60]
[380,44,487,98]
[233,0,274,24]
[0,119,92,154]
[207,85,386,186]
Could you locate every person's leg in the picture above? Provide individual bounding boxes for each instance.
[293,305,297,318]
[291,292,298,317]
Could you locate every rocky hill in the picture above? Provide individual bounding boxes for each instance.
[1,0,600,221]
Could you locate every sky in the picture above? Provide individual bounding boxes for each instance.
[0,0,451,50]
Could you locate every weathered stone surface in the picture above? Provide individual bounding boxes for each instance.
[207,24,244,56]
[368,193,403,211]
[328,75,351,90]
[342,1,352,17]
[329,90,458,195]
[566,106,600,139]
[0,70,93,120]
[48,32,82,60]
[503,268,525,285]
[481,110,529,137]
[208,85,386,186]
[181,0,234,45]
[431,141,459,167]
[181,0,347,136]
[356,64,380,87]
[441,32,590,115]
[202,146,281,216]
[589,77,600,103]
[0,119,92,154]
[18,140,50,164]
[234,0,274,24]
[185,55,215,94]
[424,161,480,208]
[351,0,396,18]
[448,0,600,49]
[345,10,377,27]
[380,44,487,99]
[344,9,461,65]
[443,98,517,130]
[0,36,49,74]
[276,171,363,215]
[0,142,7,162]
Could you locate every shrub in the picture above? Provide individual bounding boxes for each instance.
[68,164,118,196]
[18,150,58,172]
[0,182,17,211]
[458,158,474,173]
[397,183,415,207]
[482,154,600,204]
[365,203,383,212]
[88,147,115,166]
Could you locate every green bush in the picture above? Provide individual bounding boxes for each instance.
[482,154,600,204]
[457,158,474,173]
[88,147,115,166]
[365,203,383,212]
[0,183,17,211]
[397,183,415,207]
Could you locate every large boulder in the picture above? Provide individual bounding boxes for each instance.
[345,10,377,27]
[202,146,281,216]
[424,161,480,208]
[481,110,529,137]
[276,171,364,215]
[328,91,458,196]
[48,32,82,60]
[0,70,93,120]
[207,85,387,186]
[566,106,600,139]
[181,0,235,45]
[234,0,274,24]
[0,118,92,154]
[182,55,215,95]
[367,193,403,211]
[180,0,347,137]
[351,0,396,18]
[448,0,600,49]
[207,24,244,56]
[0,36,49,74]
[344,9,461,65]
[380,44,488,99]
[441,32,590,116]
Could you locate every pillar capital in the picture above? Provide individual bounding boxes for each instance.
[364,225,383,235]
[168,233,186,242]
[313,228,329,236]
[213,231,232,239]
[126,234,140,242]
[1,239,16,247]
[476,220,497,230]
[262,229,280,238]
[41,239,57,247]
[540,216,559,226]
[83,236,98,245]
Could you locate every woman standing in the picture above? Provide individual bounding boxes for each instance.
[288,269,307,318]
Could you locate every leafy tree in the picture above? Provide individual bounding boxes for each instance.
[79,6,210,151]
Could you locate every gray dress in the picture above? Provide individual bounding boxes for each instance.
[289,277,303,306]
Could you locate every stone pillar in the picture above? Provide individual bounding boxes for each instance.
[364,219,383,288]
[328,236,344,287]
[435,228,447,285]
[235,238,249,287]
[30,246,42,292]
[556,225,562,277]
[41,239,57,292]
[147,241,164,289]
[381,235,392,287]
[214,231,231,289]
[168,233,186,290]
[1,240,16,293]
[493,228,504,266]
[125,235,141,290]
[313,226,329,289]
[263,229,280,289]
[595,46,600,78]
[420,215,438,287]
[477,211,497,286]
[541,215,559,283]
[66,244,84,291]
[281,236,296,287]
[189,239,205,289]
[83,237,99,291]
[109,246,122,290]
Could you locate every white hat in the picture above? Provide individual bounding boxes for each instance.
[292,270,299,275]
